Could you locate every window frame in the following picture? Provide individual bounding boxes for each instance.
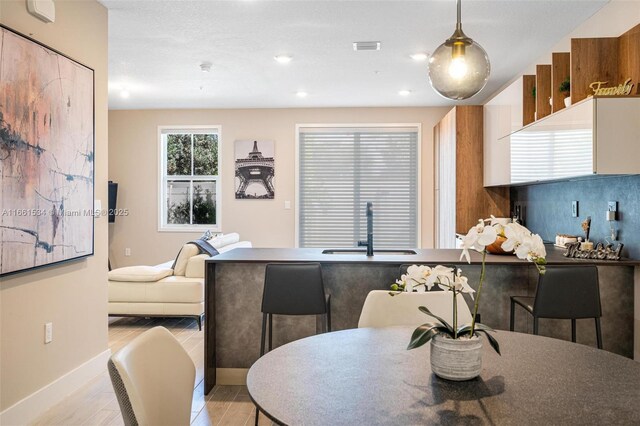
[158,125,222,232]
[294,123,422,248]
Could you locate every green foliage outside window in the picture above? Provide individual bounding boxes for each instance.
[165,132,218,226]
[167,184,216,225]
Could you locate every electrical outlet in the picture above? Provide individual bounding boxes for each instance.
[125,248,131,256]
[45,322,53,344]
[572,201,579,218]
[284,201,291,210]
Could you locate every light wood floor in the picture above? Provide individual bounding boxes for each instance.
[32,317,274,425]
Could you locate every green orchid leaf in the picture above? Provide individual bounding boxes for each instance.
[407,323,448,350]
[476,330,501,356]
[417,306,453,333]
[456,322,496,335]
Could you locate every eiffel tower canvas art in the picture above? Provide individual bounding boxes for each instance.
[234,140,275,199]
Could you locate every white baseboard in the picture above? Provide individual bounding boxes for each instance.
[0,349,111,426]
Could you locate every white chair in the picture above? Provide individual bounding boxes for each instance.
[108,326,196,426]
[358,290,473,328]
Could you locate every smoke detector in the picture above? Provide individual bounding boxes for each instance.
[353,41,381,51]
[27,0,55,23]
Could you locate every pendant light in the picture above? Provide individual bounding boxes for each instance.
[428,0,490,100]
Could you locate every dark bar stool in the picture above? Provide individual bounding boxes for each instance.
[255,263,331,424]
[510,265,602,349]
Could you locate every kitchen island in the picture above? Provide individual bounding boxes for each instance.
[204,247,638,393]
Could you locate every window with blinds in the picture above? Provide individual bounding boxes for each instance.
[298,125,419,249]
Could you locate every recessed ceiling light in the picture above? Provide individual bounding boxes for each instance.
[274,55,293,63]
[398,90,411,96]
[410,53,429,61]
[200,62,212,72]
[296,91,308,98]
[120,89,130,98]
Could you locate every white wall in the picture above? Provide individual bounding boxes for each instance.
[0,0,109,422]
[108,107,449,267]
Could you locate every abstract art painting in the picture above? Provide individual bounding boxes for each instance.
[234,140,275,199]
[0,26,95,276]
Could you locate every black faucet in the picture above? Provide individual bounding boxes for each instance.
[357,202,374,256]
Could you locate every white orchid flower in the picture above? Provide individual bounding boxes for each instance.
[476,225,498,250]
[430,265,454,290]
[452,270,475,298]
[406,265,427,284]
[459,220,498,264]
[501,222,527,252]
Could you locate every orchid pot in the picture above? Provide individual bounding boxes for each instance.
[430,334,482,381]
[391,217,547,381]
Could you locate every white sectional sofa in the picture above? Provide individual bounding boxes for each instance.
[108,233,251,329]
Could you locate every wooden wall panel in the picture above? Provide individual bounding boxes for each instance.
[618,24,640,95]
[552,52,571,112]
[536,65,552,120]
[454,106,509,234]
[522,75,536,126]
[571,37,619,103]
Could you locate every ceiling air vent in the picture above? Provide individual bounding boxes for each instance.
[353,41,381,51]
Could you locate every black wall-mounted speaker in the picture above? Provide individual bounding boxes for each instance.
[108,181,118,223]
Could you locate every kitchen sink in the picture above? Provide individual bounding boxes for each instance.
[321,249,417,255]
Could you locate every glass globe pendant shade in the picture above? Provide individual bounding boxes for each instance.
[428,37,490,100]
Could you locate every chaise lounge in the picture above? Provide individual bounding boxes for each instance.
[108,233,251,329]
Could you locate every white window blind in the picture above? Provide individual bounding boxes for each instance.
[298,126,419,249]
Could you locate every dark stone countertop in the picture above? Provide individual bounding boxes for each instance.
[207,245,640,266]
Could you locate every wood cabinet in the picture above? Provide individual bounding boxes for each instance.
[435,106,510,248]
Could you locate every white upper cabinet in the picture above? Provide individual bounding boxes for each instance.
[506,97,640,185]
[483,78,523,187]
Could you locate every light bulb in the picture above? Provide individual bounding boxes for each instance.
[428,39,490,100]
[448,57,468,79]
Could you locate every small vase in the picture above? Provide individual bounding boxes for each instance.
[564,97,571,108]
[430,334,482,381]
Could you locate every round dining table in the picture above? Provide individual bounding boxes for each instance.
[247,327,640,425]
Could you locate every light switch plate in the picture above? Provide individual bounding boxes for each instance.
[284,201,291,210]
[572,201,579,218]
[608,201,618,212]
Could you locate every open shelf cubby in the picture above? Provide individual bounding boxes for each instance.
[523,23,640,126]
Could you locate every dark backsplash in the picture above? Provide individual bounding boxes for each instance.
[510,175,640,259]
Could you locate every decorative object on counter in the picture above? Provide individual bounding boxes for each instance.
[581,216,591,239]
[485,217,512,255]
[427,0,490,100]
[234,140,275,199]
[606,201,618,241]
[563,242,624,261]
[560,76,571,107]
[555,234,578,248]
[390,217,546,381]
[581,240,594,251]
[589,78,634,96]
